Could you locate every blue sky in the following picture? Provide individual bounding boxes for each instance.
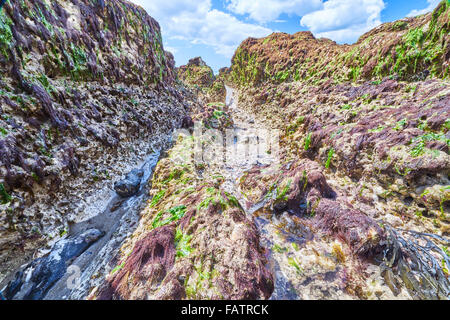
[130,0,442,74]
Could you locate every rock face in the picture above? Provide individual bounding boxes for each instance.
[0,0,192,283]
[230,1,449,86]
[91,134,273,300]
[177,57,226,104]
[226,1,450,300]
[234,79,450,299]
[178,57,215,88]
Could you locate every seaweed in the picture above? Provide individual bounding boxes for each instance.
[0,183,12,204]
[381,225,450,299]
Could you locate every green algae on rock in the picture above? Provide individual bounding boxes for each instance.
[177,57,226,104]
[229,1,449,87]
[223,0,450,300]
[92,134,273,300]
[0,0,191,284]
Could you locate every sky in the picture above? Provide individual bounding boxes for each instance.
[129,0,442,73]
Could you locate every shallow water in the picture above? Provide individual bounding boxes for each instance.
[45,151,161,299]
[221,86,311,300]
[1,151,162,300]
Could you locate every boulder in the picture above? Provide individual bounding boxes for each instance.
[114,168,144,197]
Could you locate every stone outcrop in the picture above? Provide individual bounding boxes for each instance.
[3,228,103,300]
[177,57,226,104]
[91,133,273,300]
[227,1,450,300]
[0,0,192,283]
[114,168,144,198]
[230,1,449,86]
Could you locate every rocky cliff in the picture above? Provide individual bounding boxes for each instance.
[85,2,450,301]
[230,0,449,86]
[177,57,226,104]
[225,1,450,299]
[0,0,191,283]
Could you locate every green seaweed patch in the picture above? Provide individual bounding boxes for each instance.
[443,119,450,131]
[174,227,193,258]
[393,118,407,131]
[275,180,291,202]
[392,21,408,31]
[0,9,13,58]
[149,189,166,208]
[325,147,335,169]
[111,261,125,275]
[368,125,385,133]
[286,116,305,135]
[0,183,12,204]
[304,132,312,151]
[212,109,224,119]
[151,205,187,229]
[36,73,55,94]
[273,244,287,253]
[0,127,8,136]
[161,168,185,185]
[410,132,449,157]
[288,257,303,274]
[275,70,290,83]
[197,188,240,212]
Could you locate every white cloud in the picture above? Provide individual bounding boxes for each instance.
[131,0,210,20]
[190,9,272,57]
[300,0,385,44]
[310,24,373,44]
[129,0,391,59]
[164,45,178,54]
[225,0,322,23]
[407,0,440,17]
[129,0,271,59]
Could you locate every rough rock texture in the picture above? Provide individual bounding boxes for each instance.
[230,1,449,86]
[177,57,226,104]
[227,1,450,300]
[0,0,191,283]
[91,134,273,300]
[234,77,449,299]
[88,3,449,300]
[239,159,385,257]
[237,79,449,234]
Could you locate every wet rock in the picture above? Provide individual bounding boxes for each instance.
[91,135,274,300]
[0,0,191,279]
[2,229,103,300]
[114,169,144,198]
[313,199,386,256]
[181,115,194,129]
